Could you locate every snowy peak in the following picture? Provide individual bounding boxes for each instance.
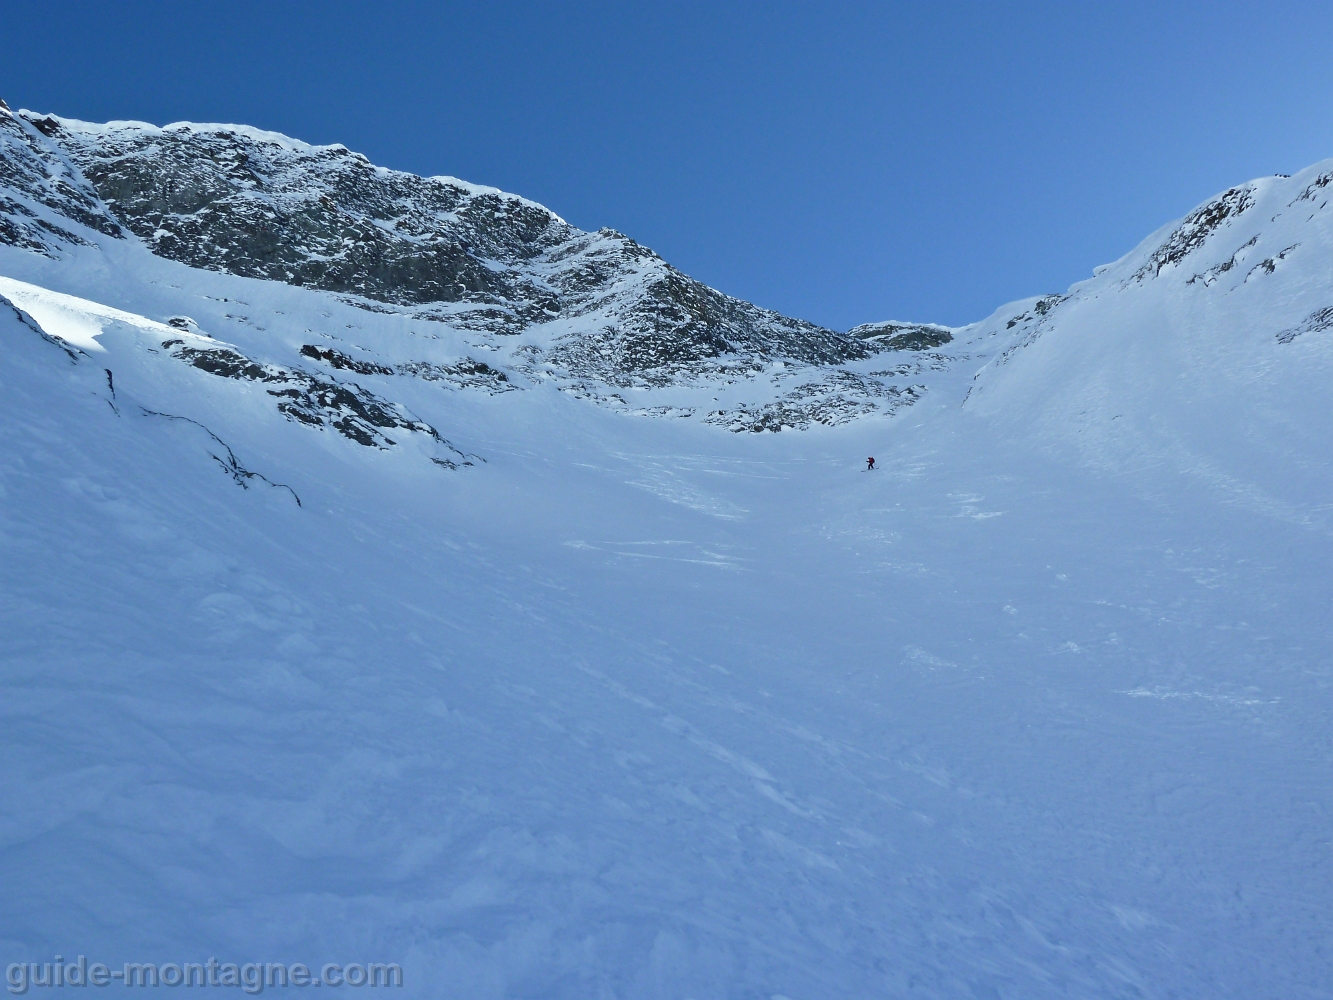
[1112,166,1329,292]
[3,105,1331,453]
[1,107,979,435]
[27,112,574,318]
[957,159,1333,530]
[1131,182,1260,281]
[13,110,874,371]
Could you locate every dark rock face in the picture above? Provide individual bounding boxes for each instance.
[1002,295,1063,330]
[1276,306,1333,345]
[846,320,953,352]
[1,107,960,434]
[544,261,881,385]
[1134,186,1256,280]
[167,340,469,461]
[1291,171,1332,206]
[9,112,907,378]
[0,111,122,255]
[44,120,567,320]
[298,344,396,375]
[299,344,515,393]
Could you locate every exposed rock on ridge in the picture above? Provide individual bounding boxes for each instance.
[12,112,893,379]
[0,105,975,431]
[0,108,121,255]
[847,320,953,351]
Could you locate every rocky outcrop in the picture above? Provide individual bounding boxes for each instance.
[18,116,863,357]
[0,107,122,255]
[14,112,891,377]
[0,104,961,431]
[847,320,953,351]
[1133,185,1256,281]
[299,344,515,393]
[161,338,471,463]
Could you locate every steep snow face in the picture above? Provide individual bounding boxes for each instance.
[3,102,1333,999]
[963,165,1333,529]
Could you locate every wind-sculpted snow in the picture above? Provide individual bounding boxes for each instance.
[0,274,473,474]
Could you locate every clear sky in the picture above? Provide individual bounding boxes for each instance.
[6,1,1333,329]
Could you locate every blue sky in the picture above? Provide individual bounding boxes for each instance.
[6,1,1333,328]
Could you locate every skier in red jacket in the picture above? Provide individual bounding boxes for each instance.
[866,456,875,471]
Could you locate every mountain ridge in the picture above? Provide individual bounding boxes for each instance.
[3,101,1333,999]
[2,103,1330,464]
[1,104,984,433]
[8,111,875,352]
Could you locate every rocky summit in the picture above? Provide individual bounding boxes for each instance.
[1,108,952,429]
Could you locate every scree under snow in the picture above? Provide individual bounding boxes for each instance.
[1,118,1332,998]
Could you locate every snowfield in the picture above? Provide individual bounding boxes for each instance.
[2,107,1332,998]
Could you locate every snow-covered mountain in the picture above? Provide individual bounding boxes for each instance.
[2,101,1331,999]
[3,105,965,432]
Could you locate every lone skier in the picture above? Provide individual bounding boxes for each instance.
[866,456,875,471]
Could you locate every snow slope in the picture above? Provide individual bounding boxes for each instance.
[966,167,1333,531]
[2,107,1332,998]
